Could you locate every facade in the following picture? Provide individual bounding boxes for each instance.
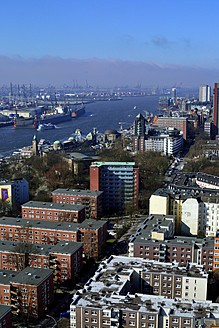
[199,85,211,103]
[163,128,183,155]
[0,267,53,318]
[22,201,85,223]
[204,119,213,138]
[0,305,12,328]
[128,215,214,272]
[90,162,139,211]
[153,116,188,140]
[133,128,183,155]
[0,179,29,210]
[213,230,219,270]
[213,82,219,136]
[0,217,107,259]
[52,189,103,219]
[70,255,219,328]
[133,136,145,153]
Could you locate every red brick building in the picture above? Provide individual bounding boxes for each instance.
[0,217,107,259]
[0,267,54,318]
[0,240,83,284]
[0,305,12,328]
[22,201,85,223]
[52,189,103,219]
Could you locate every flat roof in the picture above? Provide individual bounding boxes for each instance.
[0,270,18,284]
[90,162,136,167]
[52,188,103,198]
[22,201,85,212]
[71,255,218,317]
[0,240,82,256]
[50,241,83,254]
[10,267,53,286]
[0,217,107,232]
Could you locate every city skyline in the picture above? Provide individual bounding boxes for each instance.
[1,0,219,86]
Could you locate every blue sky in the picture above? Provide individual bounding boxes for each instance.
[0,0,218,86]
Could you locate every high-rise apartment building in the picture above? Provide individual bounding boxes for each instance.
[134,113,146,137]
[90,162,139,211]
[213,82,219,136]
[199,85,211,103]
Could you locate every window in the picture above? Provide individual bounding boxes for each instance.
[102,320,110,325]
[129,313,135,318]
[149,316,154,320]
[91,311,97,316]
[129,321,135,326]
[91,318,97,323]
[176,277,181,282]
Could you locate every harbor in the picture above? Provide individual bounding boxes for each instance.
[0,95,159,156]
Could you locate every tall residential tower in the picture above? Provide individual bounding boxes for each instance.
[213,82,219,136]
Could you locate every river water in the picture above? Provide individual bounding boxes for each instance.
[0,95,159,156]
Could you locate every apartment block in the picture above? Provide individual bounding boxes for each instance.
[90,162,139,211]
[128,215,214,272]
[22,201,85,223]
[0,267,53,318]
[0,240,83,284]
[0,179,29,210]
[0,217,107,259]
[150,173,219,237]
[0,305,12,328]
[70,255,219,328]
[52,189,103,219]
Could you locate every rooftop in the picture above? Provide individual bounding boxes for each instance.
[71,255,218,317]
[0,304,11,319]
[52,188,103,198]
[10,267,53,286]
[0,217,107,232]
[22,201,85,212]
[90,161,136,167]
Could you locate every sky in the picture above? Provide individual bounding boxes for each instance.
[0,0,219,87]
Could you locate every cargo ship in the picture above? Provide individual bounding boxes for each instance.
[14,104,85,128]
[71,105,85,118]
[14,113,71,128]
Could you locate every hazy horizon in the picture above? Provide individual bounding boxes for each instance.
[0,55,218,89]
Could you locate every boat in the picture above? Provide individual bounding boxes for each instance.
[37,123,56,131]
[71,105,85,118]
[133,106,137,110]
[14,112,71,128]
